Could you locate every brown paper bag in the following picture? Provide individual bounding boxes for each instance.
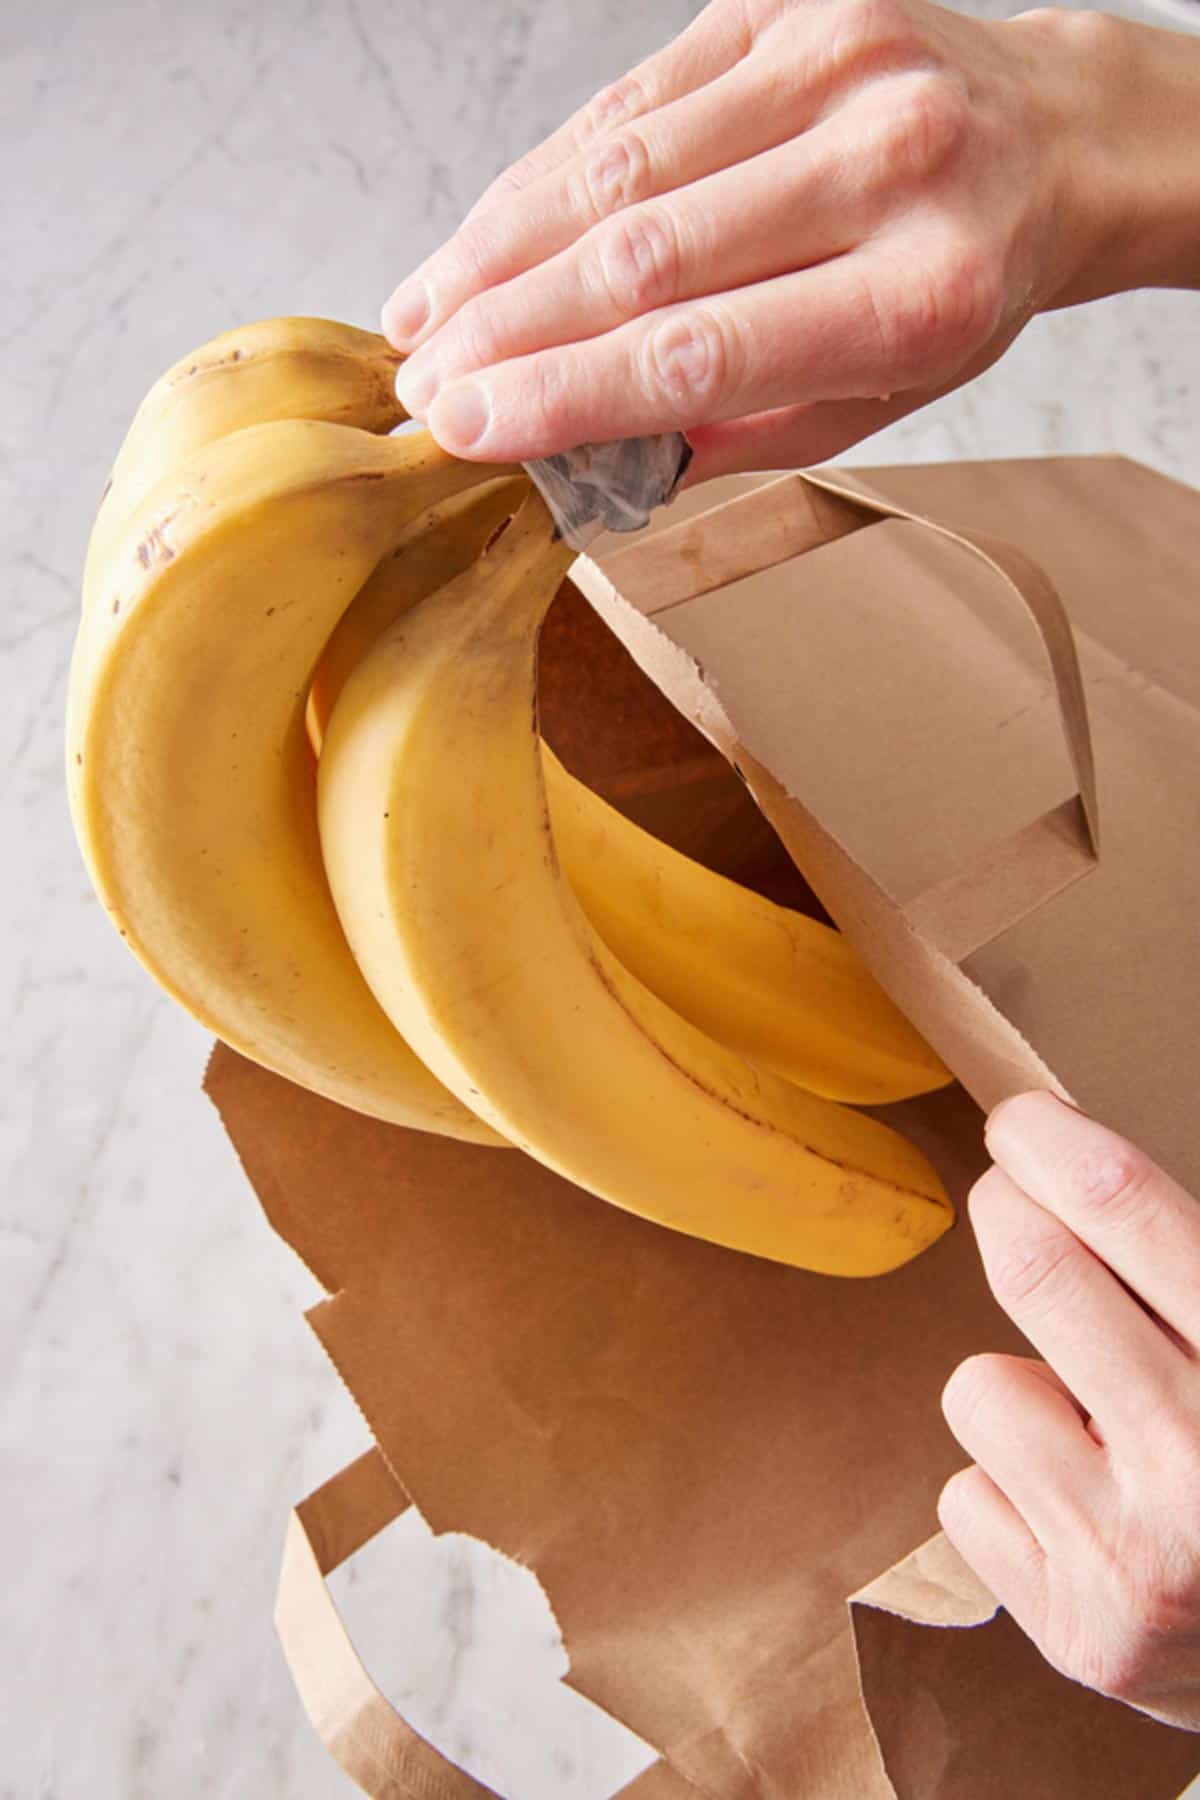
[206,453,1200,1798]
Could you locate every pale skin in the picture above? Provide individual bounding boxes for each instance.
[383,0,1200,477]
[381,0,1200,1727]
[943,1093,1200,1732]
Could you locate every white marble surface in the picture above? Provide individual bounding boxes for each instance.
[4,1,1199,1796]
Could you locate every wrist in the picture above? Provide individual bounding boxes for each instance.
[1012,8,1200,305]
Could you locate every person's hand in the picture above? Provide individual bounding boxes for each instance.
[939,1092,1200,1731]
[381,0,1200,480]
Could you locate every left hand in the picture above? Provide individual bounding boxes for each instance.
[939,1091,1200,1731]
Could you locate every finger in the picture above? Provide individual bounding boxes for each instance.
[941,1352,1103,1548]
[460,2,754,223]
[396,90,926,410]
[684,320,1028,482]
[389,48,811,367]
[384,3,757,352]
[968,1166,1187,1455]
[420,232,1003,461]
[937,1465,1048,1645]
[986,1092,1200,1351]
[1017,1354,1106,1444]
[684,393,926,483]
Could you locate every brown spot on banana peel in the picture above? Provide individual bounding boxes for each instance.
[137,529,174,565]
[134,517,179,569]
[483,515,514,556]
[163,341,401,432]
[166,347,251,386]
[121,463,501,610]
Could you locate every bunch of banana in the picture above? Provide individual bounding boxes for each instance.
[69,316,955,1274]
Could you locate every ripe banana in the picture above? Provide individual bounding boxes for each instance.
[71,314,954,1272]
[307,481,949,1107]
[68,417,515,1140]
[85,317,409,611]
[316,492,953,1276]
[306,476,527,753]
[92,313,948,1107]
[543,752,949,1103]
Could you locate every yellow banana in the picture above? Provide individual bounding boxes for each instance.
[308,498,949,1107]
[544,751,949,1103]
[317,493,953,1276]
[306,476,527,752]
[85,317,407,602]
[91,313,948,1106]
[71,315,953,1272]
[68,417,515,1140]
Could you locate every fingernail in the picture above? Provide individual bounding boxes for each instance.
[429,380,490,451]
[395,353,439,418]
[383,277,431,346]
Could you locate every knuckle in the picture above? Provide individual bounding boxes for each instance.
[1041,3,1125,65]
[887,237,1002,382]
[989,1227,1076,1315]
[450,296,503,368]
[1066,1141,1157,1230]
[523,354,573,452]
[846,261,892,384]
[490,153,539,201]
[724,0,763,54]
[880,70,971,183]
[573,128,652,224]
[936,237,1005,353]
[451,218,501,288]
[639,306,739,424]
[592,206,681,315]
[584,70,652,138]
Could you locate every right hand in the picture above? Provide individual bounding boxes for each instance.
[383,0,1197,479]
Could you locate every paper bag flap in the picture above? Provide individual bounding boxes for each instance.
[276,1449,698,1800]
[205,454,1200,1798]
[575,456,1200,1191]
[578,464,1098,964]
[850,1532,1196,1799]
[208,1045,1200,1799]
[844,455,1200,1193]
